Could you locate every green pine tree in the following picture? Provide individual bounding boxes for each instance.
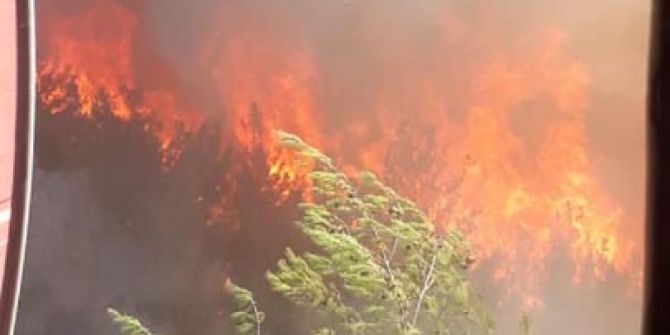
[228,130,492,335]
[108,130,493,335]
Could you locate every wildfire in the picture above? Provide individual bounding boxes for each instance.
[35,0,644,309]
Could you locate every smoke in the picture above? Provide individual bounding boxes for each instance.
[18,110,319,334]
[17,0,650,334]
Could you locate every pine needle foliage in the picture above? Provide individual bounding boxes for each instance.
[107,308,157,335]
[229,130,493,335]
[226,279,265,335]
[107,130,493,335]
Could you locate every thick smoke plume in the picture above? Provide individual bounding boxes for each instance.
[17,0,649,334]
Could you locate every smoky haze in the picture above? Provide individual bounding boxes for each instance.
[17,0,649,334]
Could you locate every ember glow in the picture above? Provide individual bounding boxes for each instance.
[34,0,647,332]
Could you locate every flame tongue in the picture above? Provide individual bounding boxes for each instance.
[36,0,643,309]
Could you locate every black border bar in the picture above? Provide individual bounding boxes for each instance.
[645,0,670,333]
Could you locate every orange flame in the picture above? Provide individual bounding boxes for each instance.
[37,1,203,168]
[36,0,644,309]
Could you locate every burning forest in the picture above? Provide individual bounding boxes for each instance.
[16,0,649,334]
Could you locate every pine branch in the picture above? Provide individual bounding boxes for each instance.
[105,131,492,335]
[223,130,493,335]
[225,280,264,335]
[107,308,156,335]
[411,252,437,326]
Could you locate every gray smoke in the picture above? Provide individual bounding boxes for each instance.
[17,0,649,334]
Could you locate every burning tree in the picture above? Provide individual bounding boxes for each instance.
[109,130,492,335]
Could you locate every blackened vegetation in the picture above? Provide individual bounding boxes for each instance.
[15,75,312,335]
